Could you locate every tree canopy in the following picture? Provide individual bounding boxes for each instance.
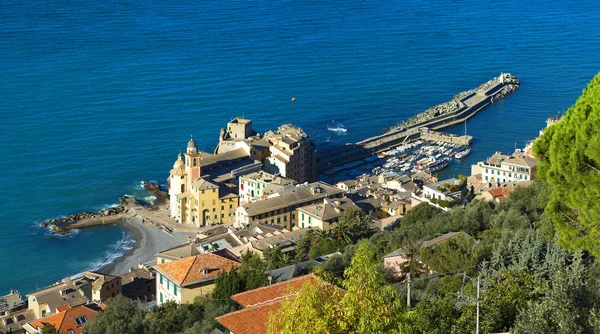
[534,72,600,256]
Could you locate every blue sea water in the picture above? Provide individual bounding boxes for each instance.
[1,0,599,294]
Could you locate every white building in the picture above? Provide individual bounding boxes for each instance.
[238,171,295,204]
[471,152,537,183]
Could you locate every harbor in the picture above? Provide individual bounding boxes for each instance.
[317,73,519,180]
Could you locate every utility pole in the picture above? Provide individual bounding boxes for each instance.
[407,272,411,308]
[476,275,480,334]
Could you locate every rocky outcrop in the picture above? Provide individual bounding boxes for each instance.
[141,180,169,206]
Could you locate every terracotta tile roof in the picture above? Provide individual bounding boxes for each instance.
[216,300,283,334]
[487,187,512,201]
[232,274,317,308]
[216,274,320,334]
[154,249,240,287]
[28,304,100,334]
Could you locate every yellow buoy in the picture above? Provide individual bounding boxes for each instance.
[291,97,296,102]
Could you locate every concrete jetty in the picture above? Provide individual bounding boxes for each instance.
[317,73,519,171]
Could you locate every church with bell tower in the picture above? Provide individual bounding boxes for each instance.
[167,135,248,227]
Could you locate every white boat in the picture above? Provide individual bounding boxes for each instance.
[455,148,471,159]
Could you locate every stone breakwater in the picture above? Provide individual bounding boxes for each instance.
[41,181,170,234]
[389,73,520,131]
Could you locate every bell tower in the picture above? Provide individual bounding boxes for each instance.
[184,135,202,190]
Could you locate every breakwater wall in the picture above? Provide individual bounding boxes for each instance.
[41,181,168,234]
[317,73,519,171]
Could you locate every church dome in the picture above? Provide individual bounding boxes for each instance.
[173,153,184,168]
[187,136,198,154]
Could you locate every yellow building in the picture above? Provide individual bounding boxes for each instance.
[168,137,241,226]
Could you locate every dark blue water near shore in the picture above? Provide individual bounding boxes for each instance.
[1,0,599,294]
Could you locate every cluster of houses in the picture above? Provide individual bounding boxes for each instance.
[1,117,543,334]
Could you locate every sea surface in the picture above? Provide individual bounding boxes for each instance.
[1,0,599,294]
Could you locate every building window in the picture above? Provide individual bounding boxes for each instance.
[160,292,163,303]
[161,259,165,264]
[213,189,216,193]
[277,217,280,224]
[212,199,216,205]
[159,274,163,285]
[221,206,224,210]
[75,316,88,326]
[229,204,232,209]
[301,213,304,220]
[214,215,218,219]
[524,175,528,180]
[181,184,185,193]
[174,286,177,296]
[284,216,287,222]
[221,214,224,218]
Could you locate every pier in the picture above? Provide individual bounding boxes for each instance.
[317,73,519,171]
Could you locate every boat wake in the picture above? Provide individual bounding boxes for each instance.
[327,124,348,134]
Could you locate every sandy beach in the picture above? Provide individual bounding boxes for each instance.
[99,217,196,275]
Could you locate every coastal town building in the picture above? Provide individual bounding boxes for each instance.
[26,271,119,320]
[23,304,103,334]
[335,180,358,192]
[297,198,359,230]
[0,290,35,334]
[120,266,156,301]
[168,118,319,227]
[470,152,537,183]
[264,124,317,184]
[216,275,319,334]
[154,249,240,306]
[235,182,345,229]
[167,138,254,226]
[238,171,295,204]
[83,272,121,302]
[411,178,465,212]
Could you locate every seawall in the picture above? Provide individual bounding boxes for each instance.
[317,73,519,171]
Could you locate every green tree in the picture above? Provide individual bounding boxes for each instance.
[144,301,205,334]
[514,252,599,333]
[40,324,58,334]
[262,245,291,270]
[294,229,315,262]
[268,240,407,333]
[419,233,480,275]
[84,295,147,334]
[533,72,600,256]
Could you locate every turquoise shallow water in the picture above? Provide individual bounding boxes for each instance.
[1,0,599,294]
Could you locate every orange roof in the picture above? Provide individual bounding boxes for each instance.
[488,187,511,201]
[217,275,319,334]
[232,274,317,307]
[155,249,240,287]
[216,300,284,334]
[28,304,100,334]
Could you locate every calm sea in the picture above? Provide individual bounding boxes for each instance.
[1,0,599,294]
